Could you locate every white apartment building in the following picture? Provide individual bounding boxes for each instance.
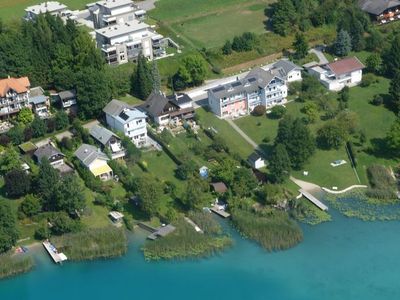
[208,68,287,118]
[89,0,143,29]
[103,99,148,147]
[24,1,68,20]
[95,20,166,64]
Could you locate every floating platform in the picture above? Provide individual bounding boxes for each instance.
[210,206,231,218]
[42,241,68,264]
[299,189,328,211]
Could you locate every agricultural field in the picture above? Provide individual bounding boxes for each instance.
[0,0,93,21]
[149,0,272,49]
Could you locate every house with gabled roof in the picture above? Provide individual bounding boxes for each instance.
[0,76,31,119]
[103,99,147,147]
[208,68,287,118]
[308,57,365,91]
[58,90,77,110]
[140,91,195,126]
[75,144,113,181]
[34,143,74,174]
[29,87,51,119]
[89,124,125,159]
[358,0,400,23]
[271,59,303,82]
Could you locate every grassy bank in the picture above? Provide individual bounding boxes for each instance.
[231,209,303,251]
[0,254,34,280]
[53,227,127,261]
[142,215,233,261]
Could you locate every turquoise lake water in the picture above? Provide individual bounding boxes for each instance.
[1,209,400,300]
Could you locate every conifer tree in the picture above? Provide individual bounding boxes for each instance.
[133,54,153,99]
[334,29,352,57]
[268,144,291,183]
[151,60,161,92]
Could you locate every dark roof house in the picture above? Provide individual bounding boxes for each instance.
[34,144,65,163]
[358,0,400,16]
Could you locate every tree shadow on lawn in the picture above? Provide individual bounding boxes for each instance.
[365,138,394,159]
[258,143,274,157]
[263,7,274,31]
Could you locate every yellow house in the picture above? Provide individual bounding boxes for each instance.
[74,144,113,181]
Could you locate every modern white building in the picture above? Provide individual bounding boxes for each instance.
[103,99,148,147]
[95,20,166,64]
[89,0,141,29]
[307,57,365,91]
[271,59,303,83]
[24,1,68,20]
[208,67,287,118]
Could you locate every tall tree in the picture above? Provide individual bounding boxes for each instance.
[151,60,161,92]
[132,54,153,100]
[232,168,258,197]
[271,0,297,36]
[4,169,31,198]
[55,175,85,215]
[0,147,21,174]
[36,158,60,211]
[389,71,400,111]
[382,33,400,77]
[386,118,400,157]
[182,176,210,209]
[334,29,352,57]
[31,117,47,138]
[75,67,112,119]
[268,144,291,183]
[0,201,18,253]
[136,175,163,217]
[293,32,308,59]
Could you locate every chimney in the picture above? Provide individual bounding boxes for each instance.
[84,149,88,153]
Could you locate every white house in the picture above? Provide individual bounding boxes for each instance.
[89,0,139,29]
[95,20,166,64]
[0,76,31,119]
[271,59,303,82]
[74,144,113,181]
[248,153,265,169]
[308,57,365,91]
[24,1,68,20]
[208,67,287,118]
[103,99,148,147]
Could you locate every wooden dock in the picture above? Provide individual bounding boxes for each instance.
[210,206,231,218]
[42,241,67,264]
[299,189,328,211]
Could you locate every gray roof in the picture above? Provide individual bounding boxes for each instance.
[272,60,302,76]
[34,144,64,161]
[89,125,119,146]
[142,91,171,117]
[168,93,192,107]
[95,20,150,39]
[103,99,131,116]
[30,86,44,97]
[358,0,400,15]
[29,95,47,105]
[248,152,262,163]
[96,0,134,9]
[59,90,76,100]
[74,144,109,167]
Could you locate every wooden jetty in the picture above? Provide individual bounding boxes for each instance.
[184,217,204,233]
[42,241,67,264]
[299,189,328,211]
[210,206,231,218]
[147,224,176,240]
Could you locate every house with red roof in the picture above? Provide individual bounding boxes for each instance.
[307,57,365,91]
[0,76,31,119]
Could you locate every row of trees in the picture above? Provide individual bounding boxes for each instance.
[222,32,259,55]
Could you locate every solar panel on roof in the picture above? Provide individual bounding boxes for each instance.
[231,81,242,87]
[119,111,129,121]
[248,77,257,82]
[212,86,225,92]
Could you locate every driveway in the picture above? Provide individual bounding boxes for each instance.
[309,48,329,65]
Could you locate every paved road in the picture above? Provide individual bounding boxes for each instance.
[309,48,329,65]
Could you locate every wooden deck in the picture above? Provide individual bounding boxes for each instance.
[299,189,328,211]
[42,241,67,264]
[210,206,231,218]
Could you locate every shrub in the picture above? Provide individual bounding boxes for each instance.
[371,94,383,106]
[252,105,266,116]
[361,73,379,87]
[269,105,287,119]
[367,164,396,190]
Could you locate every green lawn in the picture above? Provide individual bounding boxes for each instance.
[119,94,144,107]
[196,107,254,159]
[0,0,94,21]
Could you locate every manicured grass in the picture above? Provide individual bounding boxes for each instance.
[196,107,254,159]
[0,0,94,21]
[170,5,267,48]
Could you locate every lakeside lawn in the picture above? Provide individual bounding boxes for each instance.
[233,75,398,189]
[196,107,254,159]
[0,0,93,21]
